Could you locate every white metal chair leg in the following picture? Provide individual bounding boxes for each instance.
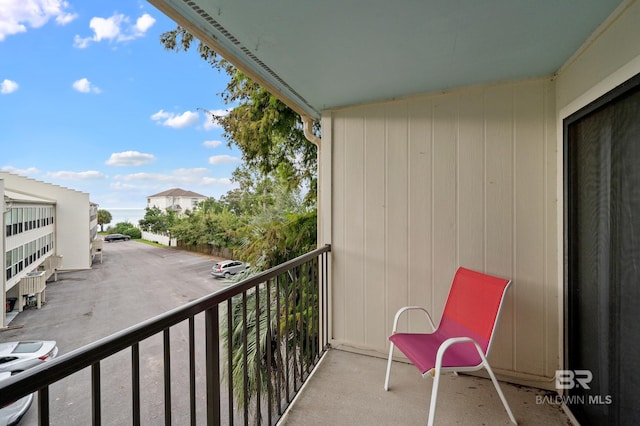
[384,343,395,391]
[483,361,518,425]
[427,368,440,426]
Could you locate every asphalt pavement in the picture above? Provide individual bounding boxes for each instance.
[0,241,231,425]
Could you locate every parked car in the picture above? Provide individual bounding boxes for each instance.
[104,233,131,242]
[211,260,249,278]
[0,341,59,375]
[0,372,33,426]
[0,341,58,425]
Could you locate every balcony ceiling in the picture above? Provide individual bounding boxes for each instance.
[149,0,623,118]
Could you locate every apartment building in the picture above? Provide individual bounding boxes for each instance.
[146,188,207,215]
[1,172,98,325]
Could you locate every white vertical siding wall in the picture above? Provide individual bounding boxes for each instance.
[327,78,558,383]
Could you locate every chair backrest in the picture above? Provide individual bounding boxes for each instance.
[438,267,511,355]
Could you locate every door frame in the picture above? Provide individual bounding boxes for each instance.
[562,71,640,422]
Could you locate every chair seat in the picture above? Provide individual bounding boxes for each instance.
[389,332,483,374]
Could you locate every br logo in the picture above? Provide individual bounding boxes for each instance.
[556,370,592,390]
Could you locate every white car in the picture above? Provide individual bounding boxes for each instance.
[0,372,33,426]
[0,341,58,425]
[0,341,58,374]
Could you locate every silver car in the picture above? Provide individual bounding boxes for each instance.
[211,260,249,278]
[0,341,58,425]
[0,372,33,426]
[0,341,58,374]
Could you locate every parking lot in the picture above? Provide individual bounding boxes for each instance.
[1,241,230,425]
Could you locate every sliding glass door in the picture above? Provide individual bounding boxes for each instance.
[565,74,640,425]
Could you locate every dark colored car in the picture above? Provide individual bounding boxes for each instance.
[104,234,131,242]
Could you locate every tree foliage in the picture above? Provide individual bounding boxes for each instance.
[108,222,141,239]
[240,211,317,271]
[170,206,245,249]
[97,209,112,232]
[159,27,321,421]
[221,218,318,420]
[139,206,178,236]
[160,27,318,206]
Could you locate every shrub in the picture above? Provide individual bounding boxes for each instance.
[109,222,141,239]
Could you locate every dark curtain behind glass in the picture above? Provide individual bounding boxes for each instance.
[567,84,640,425]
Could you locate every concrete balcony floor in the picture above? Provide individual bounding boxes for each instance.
[281,349,572,426]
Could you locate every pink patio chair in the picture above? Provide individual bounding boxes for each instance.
[384,267,517,425]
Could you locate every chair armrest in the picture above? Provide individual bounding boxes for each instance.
[391,306,436,333]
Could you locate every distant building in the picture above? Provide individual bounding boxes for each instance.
[1,172,98,325]
[146,188,207,215]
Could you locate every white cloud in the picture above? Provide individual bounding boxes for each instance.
[151,109,199,129]
[115,169,234,188]
[208,155,241,165]
[173,168,209,176]
[209,109,230,117]
[72,78,101,94]
[134,14,155,34]
[90,15,123,40]
[203,140,223,148]
[202,177,233,185]
[55,9,76,25]
[116,172,170,182]
[73,12,155,49]
[47,170,106,180]
[1,166,40,176]
[106,151,156,167]
[203,109,230,130]
[106,169,236,205]
[72,35,91,49]
[110,181,139,190]
[0,0,77,41]
[150,110,170,120]
[1,79,19,94]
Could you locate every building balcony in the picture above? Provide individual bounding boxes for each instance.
[0,245,570,425]
[281,349,570,425]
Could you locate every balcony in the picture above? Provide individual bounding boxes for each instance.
[0,245,570,425]
[281,349,571,425]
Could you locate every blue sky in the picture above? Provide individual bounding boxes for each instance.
[0,0,242,209]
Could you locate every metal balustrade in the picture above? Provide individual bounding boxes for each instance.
[0,245,331,425]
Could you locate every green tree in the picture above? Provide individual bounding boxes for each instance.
[160,27,318,206]
[139,206,177,236]
[160,28,320,421]
[168,203,245,250]
[110,222,141,239]
[222,210,318,421]
[196,197,225,215]
[239,211,317,271]
[97,209,112,232]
